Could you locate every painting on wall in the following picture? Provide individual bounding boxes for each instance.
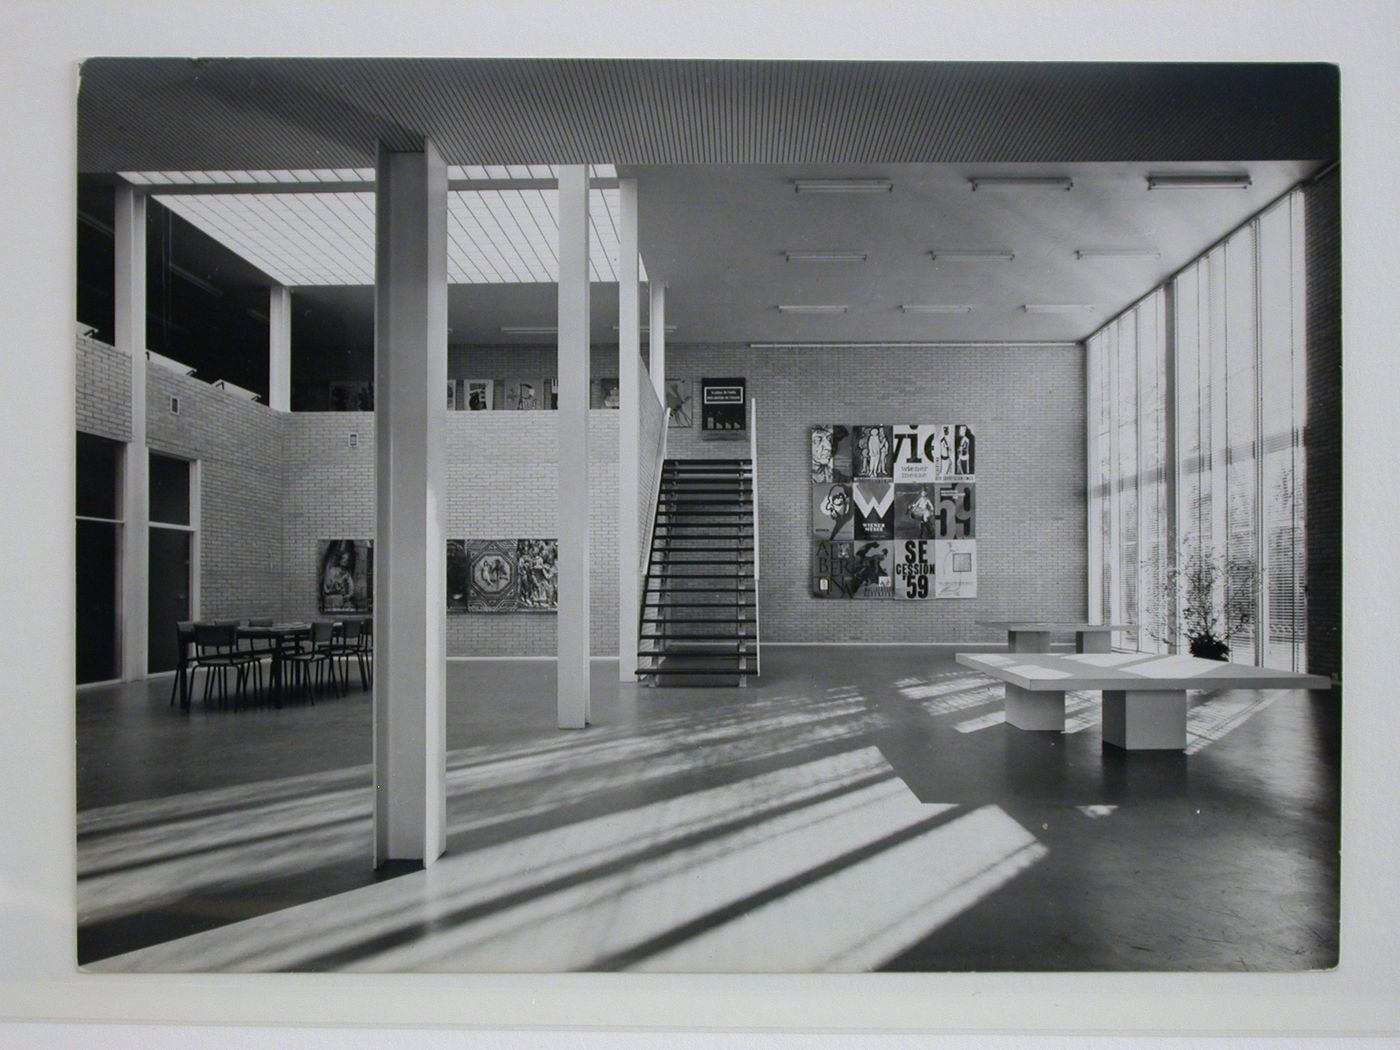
[893,539,936,600]
[665,378,693,427]
[317,538,373,613]
[852,425,893,479]
[465,379,494,411]
[700,376,746,435]
[328,381,374,412]
[811,425,852,483]
[934,539,977,598]
[446,539,470,612]
[810,423,976,602]
[506,381,540,410]
[466,539,519,612]
[852,480,894,540]
[592,377,620,409]
[516,539,558,611]
[812,482,854,540]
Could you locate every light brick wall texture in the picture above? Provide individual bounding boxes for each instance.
[75,334,131,442]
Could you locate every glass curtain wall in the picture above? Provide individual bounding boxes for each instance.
[1088,188,1308,669]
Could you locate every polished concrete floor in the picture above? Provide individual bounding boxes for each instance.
[76,646,1340,972]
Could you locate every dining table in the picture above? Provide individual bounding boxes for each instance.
[235,622,314,707]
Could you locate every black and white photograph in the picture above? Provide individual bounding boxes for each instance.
[55,49,1363,1022]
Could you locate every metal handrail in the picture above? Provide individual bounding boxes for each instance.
[748,398,760,677]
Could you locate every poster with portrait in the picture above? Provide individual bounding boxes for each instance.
[665,378,694,428]
[812,482,854,540]
[317,538,373,613]
[852,425,894,479]
[811,539,854,598]
[446,539,470,612]
[466,538,519,612]
[515,539,558,611]
[892,424,938,483]
[506,381,540,410]
[950,424,976,481]
[934,539,977,598]
[852,480,895,540]
[892,483,939,540]
[933,483,975,538]
[848,540,894,599]
[893,539,937,600]
[810,424,853,483]
[465,379,494,411]
[591,377,620,409]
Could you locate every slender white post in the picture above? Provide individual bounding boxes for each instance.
[618,178,640,682]
[114,184,149,681]
[372,140,448,867]
[557,165,592,728]
[648,281,666,404]
[268,284,292,411]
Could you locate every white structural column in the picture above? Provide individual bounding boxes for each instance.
[617,178,641,681]
[557,165,592,728]
[648,281,666,404]
[115,184,149,682]
[372,141,449,867]
[268,285,292,412]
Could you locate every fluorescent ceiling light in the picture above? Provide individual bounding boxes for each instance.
[611,324,677,333]
[213,379,260,401]
[969,176,1073,191]
[1147,173,1252,190]
[777,304,848,314]
[784,250,869,263]
[146,349,196,375]
[1074,248,1161,260]
[500,325,558,335]
[930,250,1015,262]
[750,341,1079,349]
[901,304,975,314]
[1022,303,1096,314]
[792,179,893,194]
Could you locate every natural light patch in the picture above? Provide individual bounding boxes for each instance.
[1062,692,1101,733]
[1076,805,1118,819]
[152,185,644,287]
[121,168,375,185]
[1185,693,1279,755]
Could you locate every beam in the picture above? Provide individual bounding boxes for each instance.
[114,185,148,682]
[618,178,640,682]
[268,285,292,412]
[137,177,622,196]
[557,165,592,729]
[648,281,666,404]
[372,140,449,868]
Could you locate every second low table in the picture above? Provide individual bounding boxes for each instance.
[976,620,1134,654]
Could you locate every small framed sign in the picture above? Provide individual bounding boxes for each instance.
[700,376,746,437]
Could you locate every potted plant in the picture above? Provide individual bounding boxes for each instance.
[1147,545,1257,661]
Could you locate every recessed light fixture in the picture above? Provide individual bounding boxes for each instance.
[930,250,1016,262]
[1022,304,1096,314]
[901,304,975,314]
[777,304,848,315]
[792,179,893,194]
[1146,173,1252,190]
[784,250,870,263]
[1074,248,1162,260]
[969,176,1073,191]
[500,325,559,336]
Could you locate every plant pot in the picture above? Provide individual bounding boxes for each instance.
[1188,635,1230,661]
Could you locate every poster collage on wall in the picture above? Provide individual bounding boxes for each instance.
[810,424,977,600]
[447,538,558,613]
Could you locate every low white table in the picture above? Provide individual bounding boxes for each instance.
[976,620,1134,654]
[955,651,1331,750]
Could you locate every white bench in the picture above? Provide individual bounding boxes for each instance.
[955,651,1331,750]
[976,620,1134,654]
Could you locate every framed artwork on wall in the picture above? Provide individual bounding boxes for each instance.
[665,378,693,427]
[592,377,620,409]
[464,379,494,411]
[506,381,539,410]
[317,538,373,613]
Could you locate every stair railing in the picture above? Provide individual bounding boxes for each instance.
[639,407,672,634]
[748,397,760,678]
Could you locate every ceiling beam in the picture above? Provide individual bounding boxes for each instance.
[129,177,621,196]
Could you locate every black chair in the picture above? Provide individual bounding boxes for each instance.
[191,622,262,708]
[169,620,196,708]
[284,620,339,704]
[356,617,373,688]
[327,619,371,693]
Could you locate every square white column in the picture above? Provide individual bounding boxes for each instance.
[268,285,292,412]
[557,165,592,728]
[114,184,149,682]
[1102,689,1188,750]
[648,281,666,405]
[373,141,449,867]
[618,177,640,681]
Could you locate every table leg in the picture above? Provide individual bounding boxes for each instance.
[1101,689,1188,750]
[1076,630,1113,654]
[1007,630,1052,654]
[271,650,284,709]
[1004,682,1066,731]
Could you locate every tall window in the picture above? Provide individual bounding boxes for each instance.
[1088,188,1308,669]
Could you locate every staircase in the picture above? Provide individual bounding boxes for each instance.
[637,458,760,685]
